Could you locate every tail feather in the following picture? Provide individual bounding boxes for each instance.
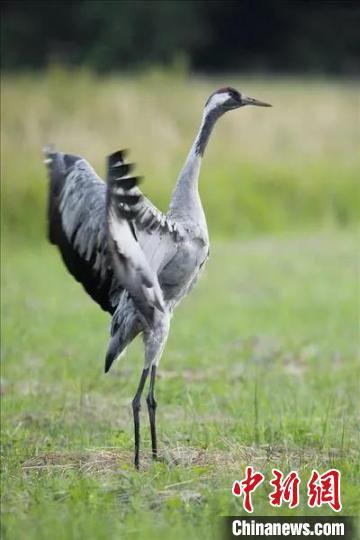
[104,336,128,373]
[104,293,141,373]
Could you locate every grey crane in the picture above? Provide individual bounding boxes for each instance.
[44,87,271,468]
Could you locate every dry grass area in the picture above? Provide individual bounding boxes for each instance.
[22,445,351,475]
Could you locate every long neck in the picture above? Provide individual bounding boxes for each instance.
[168,107,221,220]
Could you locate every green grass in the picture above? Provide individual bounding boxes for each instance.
[1,228,359,539]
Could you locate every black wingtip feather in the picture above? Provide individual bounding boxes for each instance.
[107,151,142,191]
[115,176,139,191]
[106,150,144,220]
[107,151,143,209]
[108,149,129,168]
[108,162,134,180]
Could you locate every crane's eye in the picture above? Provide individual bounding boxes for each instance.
[229,89,241,102]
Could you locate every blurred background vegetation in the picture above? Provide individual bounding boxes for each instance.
[2,0,360,74]
[2,70,359,242]
[1,1,360,242]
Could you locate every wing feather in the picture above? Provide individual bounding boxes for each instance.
[106,152,165,326]
[45,148,121,313]
[45,147,178,321]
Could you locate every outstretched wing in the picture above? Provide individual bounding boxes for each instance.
[45,147,121,313]
[45,147,179,320]
[104,152,183,286]
[106,151,165,326]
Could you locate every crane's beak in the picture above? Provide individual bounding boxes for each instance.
[241,95,272,107]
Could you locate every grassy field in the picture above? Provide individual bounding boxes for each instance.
[1,72,359,539]
[2,229,359,539]
[1,69,359,239]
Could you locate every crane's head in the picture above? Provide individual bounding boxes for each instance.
[205,87,272,115]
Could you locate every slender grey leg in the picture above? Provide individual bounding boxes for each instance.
[146,365,158,460]
[132,368,149,469]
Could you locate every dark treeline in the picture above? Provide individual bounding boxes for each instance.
[1,0,359,74]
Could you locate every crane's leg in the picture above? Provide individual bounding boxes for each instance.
[142,309,170,465]
[132,367,150,469]
[146,365,157,459]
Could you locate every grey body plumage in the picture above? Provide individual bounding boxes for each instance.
[45,87,271,467]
